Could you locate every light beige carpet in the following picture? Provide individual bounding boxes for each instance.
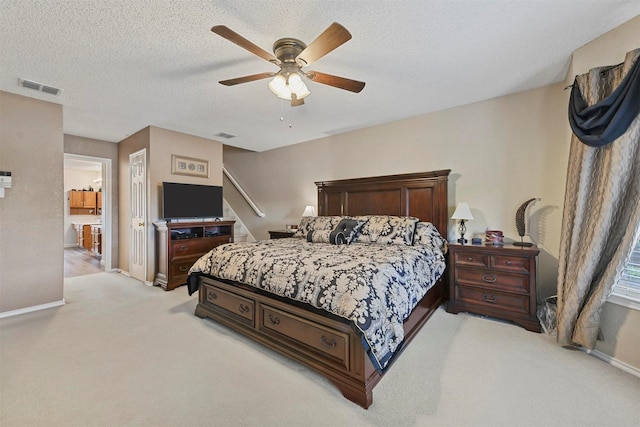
[1,272,638,426]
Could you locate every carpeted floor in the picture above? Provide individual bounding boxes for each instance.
[0,272,638,426]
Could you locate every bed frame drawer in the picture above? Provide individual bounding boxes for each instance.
[201,281,255,327]
[259,304,350,371]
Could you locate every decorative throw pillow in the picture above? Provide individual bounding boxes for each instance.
[351,215,419,245]
[413,221,447,251]
[329,218,366,245]
[294,216,343,238]
[306,229,332,243]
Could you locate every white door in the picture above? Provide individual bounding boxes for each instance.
[130,149,147,282]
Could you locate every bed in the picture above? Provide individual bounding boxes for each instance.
[188,170,450,408]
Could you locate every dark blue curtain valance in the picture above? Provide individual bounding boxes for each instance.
[568,56,640,147]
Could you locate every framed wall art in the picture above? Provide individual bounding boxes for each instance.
[171,155,209,178]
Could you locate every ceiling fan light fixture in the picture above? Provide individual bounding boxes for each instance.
[268,74,287,95]
[212,23,365,103]
[268,72,310,101]
[288,73,310,99]
[277,86,292,100]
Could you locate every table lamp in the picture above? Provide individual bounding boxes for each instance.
[301,205,316,217]
[451,202,474,244]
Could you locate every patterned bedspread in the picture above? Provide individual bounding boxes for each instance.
[189,238,446,370]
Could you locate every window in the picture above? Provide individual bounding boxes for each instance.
[610,238,640,310]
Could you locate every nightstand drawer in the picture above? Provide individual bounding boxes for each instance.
[453,251,489,268]
[454,285,530,315]
[492,255,530,273]
[455,267,529,293]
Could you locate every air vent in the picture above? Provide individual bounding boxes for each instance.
[215,132,237,139]
[18,78,62,96]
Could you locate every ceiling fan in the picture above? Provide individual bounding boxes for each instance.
[211,22,365,107]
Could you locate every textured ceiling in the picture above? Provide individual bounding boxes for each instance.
[1,1,638,152]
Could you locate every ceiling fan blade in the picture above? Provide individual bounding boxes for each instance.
[307,71,365,93]
[212,25,280,65]
[296,22,352,66]
[219,72,276,86]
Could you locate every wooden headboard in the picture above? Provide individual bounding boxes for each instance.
[316,169,451,237]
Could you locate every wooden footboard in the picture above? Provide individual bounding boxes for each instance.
[195,275,445,408]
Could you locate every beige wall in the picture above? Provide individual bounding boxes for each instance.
[118,126,223,282]
[64,134,119,268]
[225,82,569,299]
[0,91,64,313]
[118,127,150,279]
[224,15,640,369]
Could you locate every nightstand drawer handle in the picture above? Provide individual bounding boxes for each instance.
[178,245,188,252]
[482,294,497,303]
[506,260,512,265]
[467,257,474,262]
[239,304,250,314]
[482,274,497,283]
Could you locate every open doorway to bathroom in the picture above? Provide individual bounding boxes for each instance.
[63,154,112,277]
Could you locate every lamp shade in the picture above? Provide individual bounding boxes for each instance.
[268,74,287,95]
[451,202,474,220]
[301,205,316,217]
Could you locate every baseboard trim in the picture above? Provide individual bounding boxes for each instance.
[584,347,640,378]
[0,299,66,319]
[117,269,152,286]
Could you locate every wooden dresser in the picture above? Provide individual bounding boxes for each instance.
[154,220,235,291]
[446,243,541,332]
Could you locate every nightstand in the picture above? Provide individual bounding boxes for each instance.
[268,230,296,239]
[446,243,541,332]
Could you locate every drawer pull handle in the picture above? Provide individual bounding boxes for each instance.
[320,336,336,350]
[467,257,473,262]
[239,304,250,314]
[179,265,190,272]
[178,245,188,252]
[482,294,497,303]
[208,291,217,300]
[481,274,497,283]
[506,260,512,265]
[268,314,280,325]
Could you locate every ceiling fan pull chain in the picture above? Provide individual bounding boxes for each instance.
[280,98,285,122]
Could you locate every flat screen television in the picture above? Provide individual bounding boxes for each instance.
[161,182,223,220]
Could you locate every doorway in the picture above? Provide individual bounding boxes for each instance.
[63,154,112,277]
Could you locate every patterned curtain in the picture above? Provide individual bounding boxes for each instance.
[557,49,640,349]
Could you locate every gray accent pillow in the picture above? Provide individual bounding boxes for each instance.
[330,218,366,245]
